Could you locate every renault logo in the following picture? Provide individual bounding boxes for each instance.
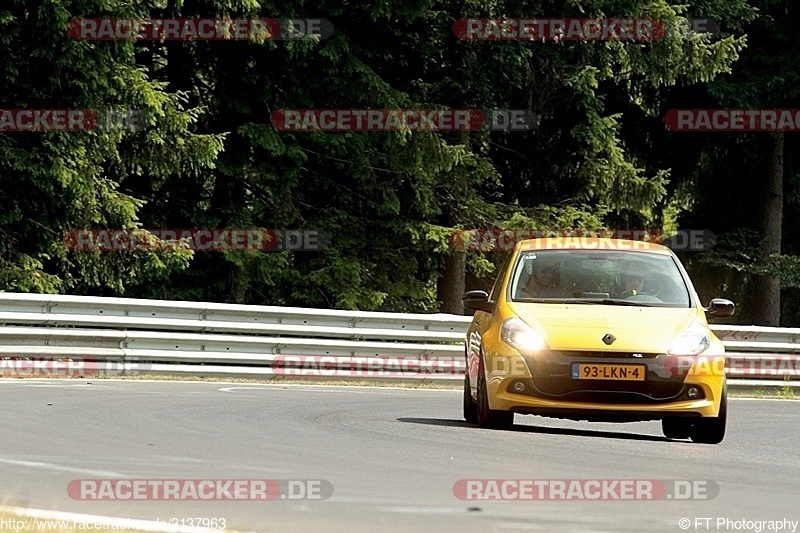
[601,333,616,345]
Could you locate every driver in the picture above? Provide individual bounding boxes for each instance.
[615,260,647,298]
[521,256,561,297]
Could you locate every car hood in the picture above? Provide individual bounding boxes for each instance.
[507,302,702,353]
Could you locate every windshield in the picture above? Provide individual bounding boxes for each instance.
[509,250,691,307]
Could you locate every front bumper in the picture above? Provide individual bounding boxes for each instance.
[484,350,725,419]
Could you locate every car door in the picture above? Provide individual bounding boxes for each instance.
[466,251,513,394]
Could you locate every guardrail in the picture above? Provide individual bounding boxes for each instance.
[0,293,798,386]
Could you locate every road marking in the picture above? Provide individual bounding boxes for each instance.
[0,380,113,387]
[730,397,800,402]
[0,458,125,477]
[326,496,399,505]
[380,506,482,515]
[217,385,457,394]
[218,386,274,392]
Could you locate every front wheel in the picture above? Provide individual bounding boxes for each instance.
[691,386,727,444]
[476,361,514,429]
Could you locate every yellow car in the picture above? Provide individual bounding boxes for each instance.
[462,238,735,444]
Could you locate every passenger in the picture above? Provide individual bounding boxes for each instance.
[521,256,561,298]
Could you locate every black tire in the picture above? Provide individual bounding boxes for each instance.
[463,373,478,424]
[476,361,514,429]
[691,385,727,444]
[662,418,693,440]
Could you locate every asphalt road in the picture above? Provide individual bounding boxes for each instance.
[1,379,799,533]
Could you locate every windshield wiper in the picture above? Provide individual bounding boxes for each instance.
[513,297,560,303]
[515,297,653,306]
[566,298,652,307]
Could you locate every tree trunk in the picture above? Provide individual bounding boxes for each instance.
[750,132,783,326]
[438,252,466,314]
[229,263,248,304]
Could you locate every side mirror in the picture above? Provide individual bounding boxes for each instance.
[705,298,735,318]
[463,290,496,314]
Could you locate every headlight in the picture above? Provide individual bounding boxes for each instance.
[501,317,549,353]
[667,321,710,356]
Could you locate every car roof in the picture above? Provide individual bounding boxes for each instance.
[516,237,674,255]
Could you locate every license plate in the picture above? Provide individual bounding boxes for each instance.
[572,363,645,381]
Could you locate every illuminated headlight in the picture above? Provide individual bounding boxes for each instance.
[667,321,711,356]
[501,317,549,354]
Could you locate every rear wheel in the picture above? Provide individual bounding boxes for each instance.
[463,372,478,424]
[691,385,727,444]
[476,360,514,429]
[662,418,693,440]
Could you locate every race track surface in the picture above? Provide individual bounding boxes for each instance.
[1,379,798,532]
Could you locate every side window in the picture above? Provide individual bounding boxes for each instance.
[488,252,513,301]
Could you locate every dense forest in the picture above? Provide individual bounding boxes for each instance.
[2,0,799,326]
